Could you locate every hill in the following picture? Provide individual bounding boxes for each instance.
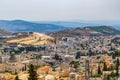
[87,26,120,35]
[6,32,54,45]
[34,21,120,30]
[50,26,120,38]
[0,20,68,33]
[0,29,11,35]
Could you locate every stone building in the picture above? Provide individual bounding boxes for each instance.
[6,53,25,73]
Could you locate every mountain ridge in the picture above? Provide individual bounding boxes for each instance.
[50,26,120,38]
[0,20,68,33]
[0,29,12,35]
[0,20,120,33]
[86,26,120,35]
[33,20,120,30]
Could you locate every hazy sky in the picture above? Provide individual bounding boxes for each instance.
[0,0,120,21]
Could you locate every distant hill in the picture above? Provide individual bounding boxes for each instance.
[0,29,11,35]
[33,21,101,28]
[86,26,120,35]
[0,20,120,33]
[50,26,120,38]
[34,21,120,30]
[0,20,68,33]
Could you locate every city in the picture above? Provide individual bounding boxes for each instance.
[0,28,120,80]
[0,0,120,80]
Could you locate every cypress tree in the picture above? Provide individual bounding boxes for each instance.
[116,58,119,77]
[75,51,81,59]
[112,52,115,59]
[15,75,19,80]
[28,64,38,80]
[103,62,107,71]
[98,65,102,74]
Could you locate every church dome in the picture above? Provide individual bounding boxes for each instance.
[9,53,17,62]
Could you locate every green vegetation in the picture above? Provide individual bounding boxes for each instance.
[75,51,81,59]
[0,44,2,47]
[10,49,22,54]
[91,74,101,78]
[108,77,116,80]
[70,61,80,68]
[103,62,108,71]
[115,50,120,57]
[28,64,38,80]
[116,58,119,77]
[98,65,102,75]
[110,71,116,77]
[37,54,43,59]
[87,26,120,35]
[14,75,19,80]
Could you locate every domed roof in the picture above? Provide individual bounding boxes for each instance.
[9,53,17,62]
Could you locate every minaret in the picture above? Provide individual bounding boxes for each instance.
[85,59,90,79]
[54,38,57,53]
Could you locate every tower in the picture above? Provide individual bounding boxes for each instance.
[85,60,90,79]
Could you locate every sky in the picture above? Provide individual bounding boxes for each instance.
[0,0,120,21]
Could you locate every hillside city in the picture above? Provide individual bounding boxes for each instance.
[0,26,120,80]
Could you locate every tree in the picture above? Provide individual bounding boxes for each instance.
[116,58,119,77]
[37,54,42,59]
[112,52,115,59]
[107,75,110,80]
[117,58,120,66]
[28,64,38,80]
[110,71,116,77]
[54,54,60,60]
[98,65,102,74]
[69,61,80,68]
[74,61,80,68]
[103,62,107,71]
[75,51,81,59]
[115,50,120,57]
[70,61,75,67]
[14,75,19,80]
[0,44,2,47]
[109,77,114,80]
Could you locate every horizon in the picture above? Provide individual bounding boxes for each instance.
[0,19,120,22]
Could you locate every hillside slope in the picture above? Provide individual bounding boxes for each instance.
[0,29,11,35]
[50,26,120,38]
[87,26,120,35]
[34,21,120,30]
[7,32,54,45]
